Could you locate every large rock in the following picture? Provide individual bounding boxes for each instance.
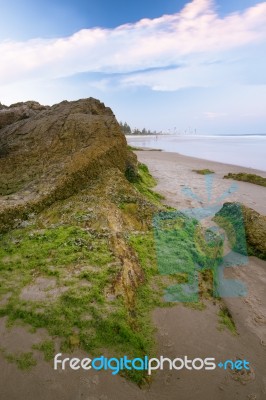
[0,101,48,130]
[0,98,136,231]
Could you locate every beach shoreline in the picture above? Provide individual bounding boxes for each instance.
[136,149,266,400]
[126,134,266,172]
[134,150,266,215]
[133,147,266,172]
[133,147,266,174]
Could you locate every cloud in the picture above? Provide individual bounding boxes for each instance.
[0,0,266,92]
[118,60,240,91]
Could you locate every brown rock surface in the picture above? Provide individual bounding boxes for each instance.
[241,204,266,260]
[0,98,136,231]
[0,101,48,130]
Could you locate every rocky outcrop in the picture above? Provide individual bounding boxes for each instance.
[0,102,8,110]
[0,101,48,130]
[0,98,159,369]
[214,202,266,260]
[0,98,137,231]
[241,204,266,260]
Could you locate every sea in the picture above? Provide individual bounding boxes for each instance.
[126,135,266,172]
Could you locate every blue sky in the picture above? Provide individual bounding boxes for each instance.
[0,0,266,134]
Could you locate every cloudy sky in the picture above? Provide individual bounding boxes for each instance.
[0,0,266,134]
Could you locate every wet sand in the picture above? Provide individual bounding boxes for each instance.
[1,151,266,400]
[135,150,266,215]
[137,150,266,400]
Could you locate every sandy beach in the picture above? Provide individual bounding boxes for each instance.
[1,150,265,400]
[135,150,266,215]
[136,150,266,400]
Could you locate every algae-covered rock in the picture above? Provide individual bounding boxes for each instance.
[241,204,266,260]
[0,98,136,232]
[214,202,266,260]
[224,172,266,187]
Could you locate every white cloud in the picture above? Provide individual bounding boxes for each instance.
[119,59,241,91]
[0,0,266,92]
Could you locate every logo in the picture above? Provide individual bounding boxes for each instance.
[54,354,250,375]
[153,174,248,302]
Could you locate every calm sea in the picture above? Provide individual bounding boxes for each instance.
[126,135,266,172]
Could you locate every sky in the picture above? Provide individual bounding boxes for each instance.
[0,0,266,134]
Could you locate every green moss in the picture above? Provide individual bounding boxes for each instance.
[218,305,237,335]
[154,212,223,276]
[193,169,214,175]
[0,225,113,275]
[215,202,266,260]
[213,203,248,255]
[138,164,157,186]
[224,172,266,187]
[3,350,37,370]
[129,233,158,278]
[183,302,206,311]
[32,340,55,361]
[127,145,143,151]
[133,163,165,205]
[128,218,223,304]
[0,160,226,386]
[0,227,157,385]
[0,218,120,364]
[153,211,223,302]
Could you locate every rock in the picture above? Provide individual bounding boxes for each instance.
[0,102,8,110]
[0,98,136,232]
[241,204,266,260]
[0,101,48,130]
[214,202,266,260]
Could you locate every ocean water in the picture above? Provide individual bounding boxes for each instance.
[126,135,266,172]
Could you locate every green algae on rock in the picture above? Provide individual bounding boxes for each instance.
[193,169,215,175]
[224,172,266,187]
[214,202,266,260]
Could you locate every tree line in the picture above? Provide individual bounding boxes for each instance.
[119,121,162,135]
